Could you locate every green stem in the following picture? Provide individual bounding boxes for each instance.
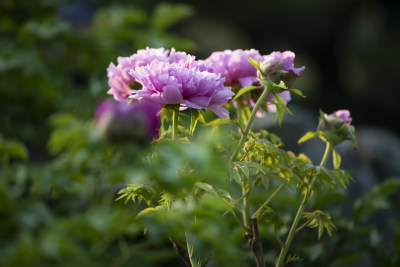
[172,108,179,140]
[319,142,332,167]
[230,85,272,162]
[275,142,332,267]
[242,183,250,229]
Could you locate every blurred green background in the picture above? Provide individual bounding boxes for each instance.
[1,0,400,266]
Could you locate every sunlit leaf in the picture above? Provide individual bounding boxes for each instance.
[232,86,262,101]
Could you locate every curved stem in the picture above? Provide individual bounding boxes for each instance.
[319,142,332,167]
[242,183,250,229]
[172,108,179,140]
[275,142,332,267]
[230,85,271,162]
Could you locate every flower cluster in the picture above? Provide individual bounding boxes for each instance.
[101,47,305,141]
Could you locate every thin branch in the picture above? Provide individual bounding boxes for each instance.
[252,183,284,219]
[222,189,250,216]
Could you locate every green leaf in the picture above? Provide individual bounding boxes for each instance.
[247,56,263,73]
[332,148,341,169]
[272,81,288,92]
[195,182,218,195]
[229,168,242,185]
[298,131,323,144]
[236,162,250,180]
[205,118,237,127]
[6,140,28,160]
[269,94,292,126]
[274,94,293,115]
[319,109,329,125]
[269,98,284,125]
[232,86,262,101]
[289,88,306,98]
[137,206,164,218]
[348,125,357,149]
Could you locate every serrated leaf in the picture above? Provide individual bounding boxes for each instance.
[298,131,323,144]
[232,86,262,101]
[285,254,303,265]
[116,184,155,206]
[303,210,336,240]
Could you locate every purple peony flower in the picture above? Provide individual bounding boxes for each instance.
[96,99,161,142]
[205,49,262,87]
[107,47,194,102]
[128,59,234,118]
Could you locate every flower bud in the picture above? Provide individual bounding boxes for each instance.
[318,110,355,146]
[95,99,160,143]
[258,60,283,79]
[259,51,305,88]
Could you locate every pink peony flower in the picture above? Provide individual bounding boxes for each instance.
[107,47,194,102]
[129,58,234,118]
[205,49,262,87]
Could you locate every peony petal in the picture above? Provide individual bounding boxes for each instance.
[209,106,229,119]
[162,85,184,104]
